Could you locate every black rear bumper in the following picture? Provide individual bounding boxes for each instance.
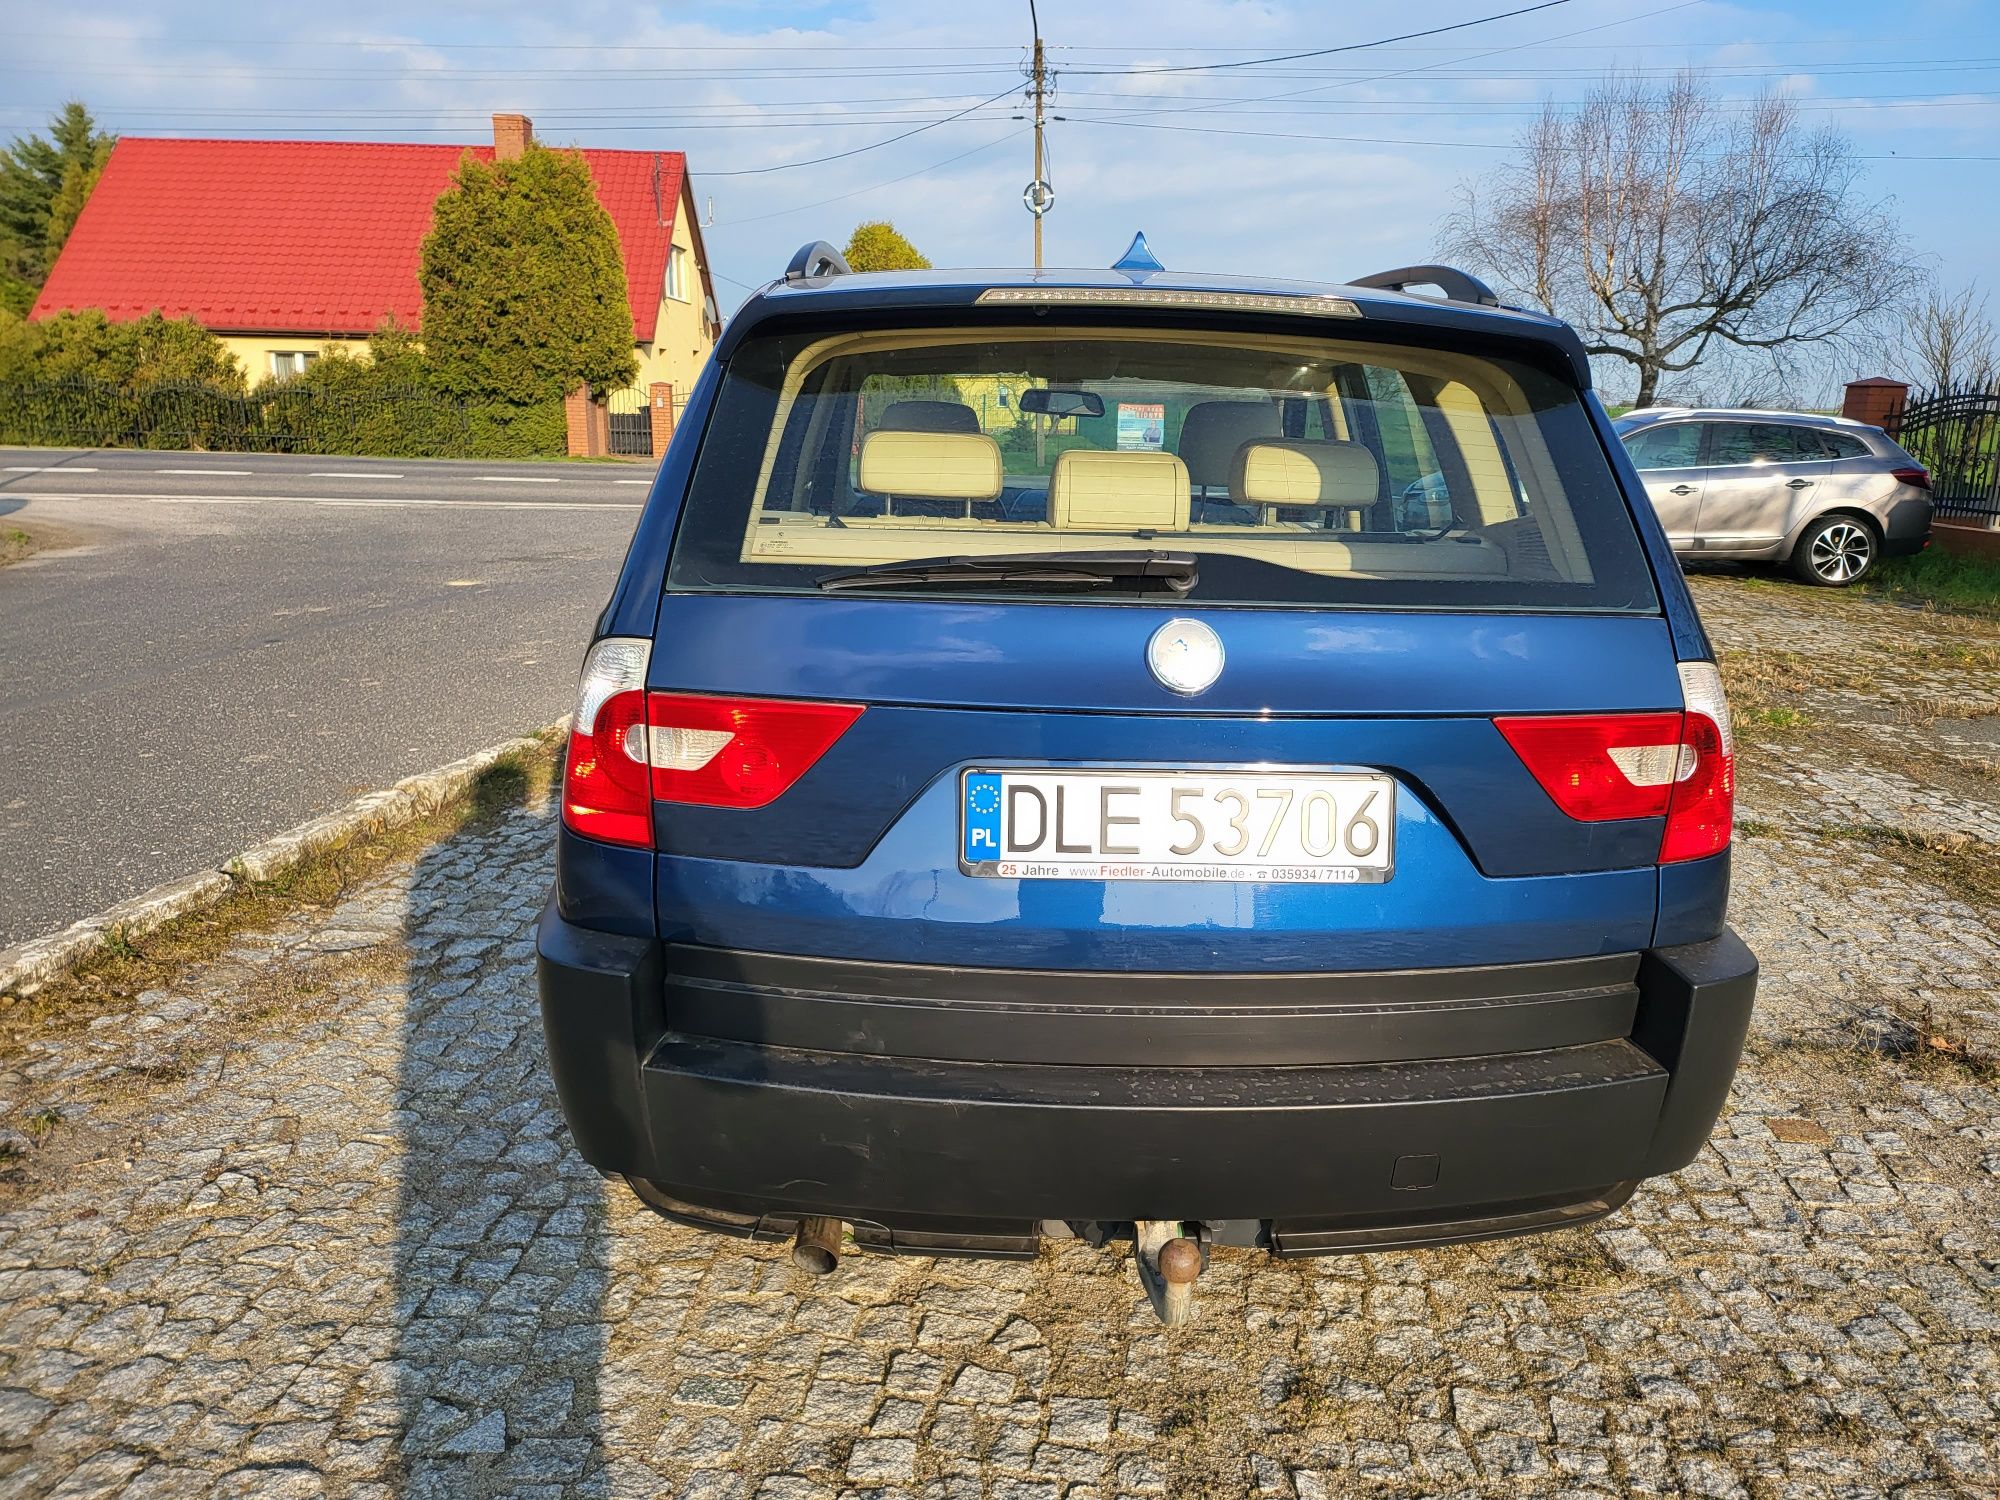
[537,905,1756,1255]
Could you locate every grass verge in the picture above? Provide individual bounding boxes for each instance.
[1814,821,2000,909]
[0,526,35,567]
[1862,548,2000,618]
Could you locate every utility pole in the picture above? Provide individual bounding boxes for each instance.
[1026,0,1050,269]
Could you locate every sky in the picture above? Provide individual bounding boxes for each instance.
[4,0,1997,400]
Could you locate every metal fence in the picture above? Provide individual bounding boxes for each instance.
[1895,383,2000,521]
[0,376,477,457]
[606,386,653,457]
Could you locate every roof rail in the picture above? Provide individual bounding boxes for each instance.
[784,241,851,283]
[1348,264,1500,308]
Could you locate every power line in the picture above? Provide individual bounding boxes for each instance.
[700,85,1019,176]
[1060,0,1576,76]
[1,32,1032,53]
[711,127,1026,228]
[1067,114,2000,161]
[1072,0,1701,152]
[11,85,1997,127]
[20,53,2000,85]
[1,27,1972,55]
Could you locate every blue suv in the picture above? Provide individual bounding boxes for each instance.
[537,242,1757,1317]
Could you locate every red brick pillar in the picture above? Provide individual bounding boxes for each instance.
[1841,377,1910,436]
[564,384,594,458]
[648,382,676,456]
[587,397,610,457]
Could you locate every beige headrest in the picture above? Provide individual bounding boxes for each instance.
[858,429,1003,501]
[1232,440,1380,508]
[1047,449,1191,531]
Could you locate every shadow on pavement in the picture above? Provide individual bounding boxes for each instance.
[394,767,613,1495]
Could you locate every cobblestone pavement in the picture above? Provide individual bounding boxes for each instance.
[2,575,1998,1498]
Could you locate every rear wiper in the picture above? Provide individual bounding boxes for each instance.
[816,550,1198,596]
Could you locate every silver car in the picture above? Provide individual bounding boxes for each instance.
[1613,408,1934,586]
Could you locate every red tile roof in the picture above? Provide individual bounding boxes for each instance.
[32,137,687,341]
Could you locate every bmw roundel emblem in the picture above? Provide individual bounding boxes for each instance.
[1147,618,1224,695]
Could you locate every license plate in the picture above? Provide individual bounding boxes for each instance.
[960,769,1394,883]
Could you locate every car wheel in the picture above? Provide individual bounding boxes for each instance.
[1792,515,1877,587]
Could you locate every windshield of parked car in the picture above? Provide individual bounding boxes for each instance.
[668,325,1658,611]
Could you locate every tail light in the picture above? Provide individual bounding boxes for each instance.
[645,692,864,809]
[562,637,653,848]
[563,648,866,844]
[1495,661,1734,864]
[1661,661,1734,863]
[1891,465,1931,491]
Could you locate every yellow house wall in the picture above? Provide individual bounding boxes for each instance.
[219,334,370,387]
[631,182,716,403]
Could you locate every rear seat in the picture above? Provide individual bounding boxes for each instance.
[1231,440,1505,576]
[856,429,1004,522]
[862,401,990,517]
[1177,400,1280,523]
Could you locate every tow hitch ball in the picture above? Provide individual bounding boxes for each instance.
[1135,1220,1204,1326]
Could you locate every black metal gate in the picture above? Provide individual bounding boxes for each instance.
[607,387,652,457]
[1895,384,2000,520]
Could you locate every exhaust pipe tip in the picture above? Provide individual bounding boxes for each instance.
[791,1215,844,1276]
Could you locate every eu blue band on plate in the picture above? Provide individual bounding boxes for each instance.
[963,773,1003,864]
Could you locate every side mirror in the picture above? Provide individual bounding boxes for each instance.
[1019,388,1105,419]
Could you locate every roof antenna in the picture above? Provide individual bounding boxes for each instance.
[1113,231,1164,275]
[705,195,715,228]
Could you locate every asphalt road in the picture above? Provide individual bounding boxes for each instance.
[0,447,651,946]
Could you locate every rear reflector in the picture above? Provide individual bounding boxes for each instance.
[646,692,864,809]
[562,637,653,848]
[1495,661,1734,864]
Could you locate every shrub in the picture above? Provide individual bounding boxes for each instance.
[844,221,930,273]
[420,146,636,405]
[467,400,567,459]
[271,327,473,457]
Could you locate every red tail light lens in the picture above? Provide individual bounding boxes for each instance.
[562,637,653,848]
[1495,663,1734,864]
[1891,465,1931,491]
[645,692,864,808]
[1493,712,1685,821]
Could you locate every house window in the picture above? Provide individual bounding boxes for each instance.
[268,350,318,379]
[666,245,690,302]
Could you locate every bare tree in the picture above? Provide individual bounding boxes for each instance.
[1443,73,1913,406]
[1905,276,1996,393]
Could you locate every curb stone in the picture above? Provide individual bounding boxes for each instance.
[0,724,562,998]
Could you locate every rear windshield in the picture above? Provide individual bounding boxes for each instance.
[667,324,1658,611]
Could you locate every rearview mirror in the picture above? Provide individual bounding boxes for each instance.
[1019,388,1105,419]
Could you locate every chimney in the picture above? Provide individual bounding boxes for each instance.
[493,113,533,161]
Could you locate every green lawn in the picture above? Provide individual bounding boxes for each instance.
[1862,546,2000,617]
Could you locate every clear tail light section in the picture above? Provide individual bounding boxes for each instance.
[645,692,864,809]
[561,637,653,848]
[1660,661,1735,863]
[1495,659,1734,864]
